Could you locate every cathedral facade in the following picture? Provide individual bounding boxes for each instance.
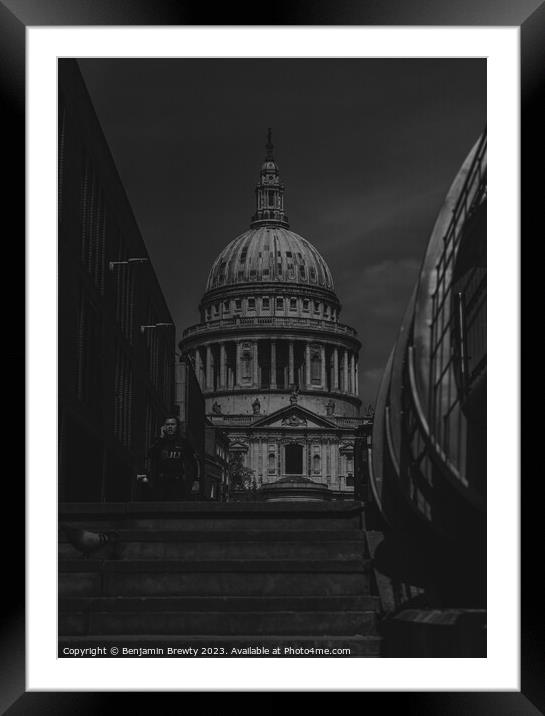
[179,133,365,498]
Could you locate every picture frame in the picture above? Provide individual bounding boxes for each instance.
[9,0,538,707]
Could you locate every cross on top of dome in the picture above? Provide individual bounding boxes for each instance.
[265,127,274,161]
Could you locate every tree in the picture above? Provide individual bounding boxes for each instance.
[228,452,255,492]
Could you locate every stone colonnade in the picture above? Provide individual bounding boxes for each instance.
[189,338,358,395]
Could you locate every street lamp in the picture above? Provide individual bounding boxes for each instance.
[140,322,175,334]
[108,257,149,271]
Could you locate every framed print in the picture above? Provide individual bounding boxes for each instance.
[6,0,539,708]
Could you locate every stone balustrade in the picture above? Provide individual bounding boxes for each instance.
[182,315,357,339]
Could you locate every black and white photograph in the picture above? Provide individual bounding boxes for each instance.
[56,56,488,660]
[0,0,530,703]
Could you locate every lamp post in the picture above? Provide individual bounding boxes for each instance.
[139,322,175,334]
[108,257,149,271]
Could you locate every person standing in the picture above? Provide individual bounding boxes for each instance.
[148,417,197,500]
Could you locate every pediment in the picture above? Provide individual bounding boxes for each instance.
[251,405,337,429]
[229,440,249,452]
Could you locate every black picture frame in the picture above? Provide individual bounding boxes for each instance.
[9,0,539,708]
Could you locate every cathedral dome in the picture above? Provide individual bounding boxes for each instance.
[205,226,335,292]
[204,129,335,297]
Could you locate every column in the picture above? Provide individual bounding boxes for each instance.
[270,340,277,388]
[350,352,356,395]
[195,349,202,389]
[288,341,295,385]
[202,349,207,388]
[236,342,242,387]
[333,347,339,390]
[253,341,259,386]
[321,442,326,482]
[343,349,349,393]
[355,358,359,397]
[305,342,311,388]
[320,344,326,388]
[258,438,263,485]
[206,345,213,390]
[251,441,257,481]
[220,342,227,389]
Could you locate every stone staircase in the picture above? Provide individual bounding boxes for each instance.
[58,501,382,657]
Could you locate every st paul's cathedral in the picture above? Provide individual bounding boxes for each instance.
[179,132,368,499]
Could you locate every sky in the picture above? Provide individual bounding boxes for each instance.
[78,58,485,404]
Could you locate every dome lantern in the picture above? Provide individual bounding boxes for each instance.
[251,129,289,229]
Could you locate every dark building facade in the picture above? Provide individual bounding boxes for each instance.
[58,60,176,502]
[366,132,487,646]
[174,356,207,497]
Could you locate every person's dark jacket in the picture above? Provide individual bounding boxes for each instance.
[148,434,195,488]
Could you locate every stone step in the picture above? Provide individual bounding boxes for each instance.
[59,529,366,541]
[59,558,370,573]
[59,501,364,532]
[59,634,382,657]
[59,537,367,561]
[62,517,362,531]
[59,559,371,597]
[60,595,380,612]
[60,609,379,637]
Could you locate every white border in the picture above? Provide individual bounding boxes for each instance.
[27,27,520,691]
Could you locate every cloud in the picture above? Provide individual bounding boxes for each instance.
[318,187,442,240]
[362,368,384,385]
[341,258,420,309]
[344,259,421,402]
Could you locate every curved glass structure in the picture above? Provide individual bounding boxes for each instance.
[368,132,487,605]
